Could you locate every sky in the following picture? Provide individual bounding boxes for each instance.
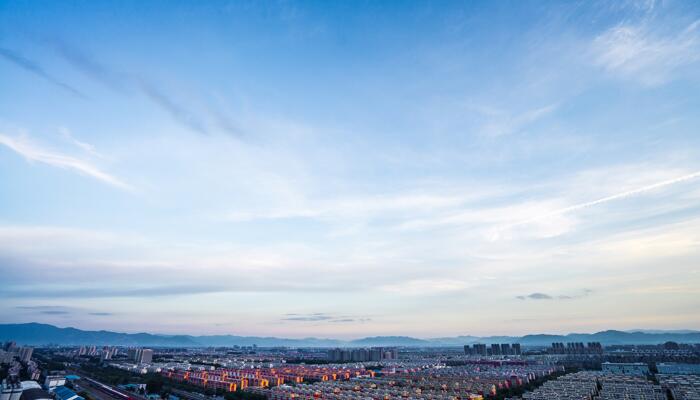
[1,0,700,339]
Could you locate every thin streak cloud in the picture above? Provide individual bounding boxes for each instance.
[137,81,208,135]
[49,41,242,138]
[0,133,132,191]
[59,127,104,158]
[0,47,85,98]
[506,170,700,230]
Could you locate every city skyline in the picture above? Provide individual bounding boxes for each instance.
[1,1,700,338]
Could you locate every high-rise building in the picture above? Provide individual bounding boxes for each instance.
[0,350,14,364]
[3,343,17,353]
[490,344,501,356]
[500,343,511,356]
[140,349,153,363]
[327,347,396,362]
[512,343,522,355]
[17,348,32,363]
[550,342,602,354]
[103,347,111,360]
[472,344,487,356]
[128,348,153,364]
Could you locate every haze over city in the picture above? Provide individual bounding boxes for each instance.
[1,0,700,339]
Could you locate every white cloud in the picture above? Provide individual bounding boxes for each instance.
[380,279,475,296]
[477,103,558,137]
[592,19,700,86]
[391,165,700,245]
[0,133,132,191]
[498,169,700,233]
[59,127,104,158]
[226,192,472,223]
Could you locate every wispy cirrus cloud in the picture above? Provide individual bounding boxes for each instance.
[0,47,86,98]
[16,306,72,315]
[15,305,113,316]
[497,169,700,236]
[282,313,333,321]
[396,168,700,240]
[282,313,371,323]
[136,80,208,135]
[48,40,240,138]
[0,133,132,191]
[3,284,231,299]
[59,127,104,158]
[592,19,700,86]
[476,103,558,138]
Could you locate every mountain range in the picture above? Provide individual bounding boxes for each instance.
[1,323,699,347]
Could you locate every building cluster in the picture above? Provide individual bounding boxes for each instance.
[253,377,483,400]
[603,344,700,364]
[71,345,118,361]
[25,360,41,381]
[76,346,97,357]
[463,344,521,356]
[549,343,604,355]
[1,342,34,364]
[9,381,53,400]
[101,347,117,361]
[161,365,373,392]
[2,340,698,400]
[658,374,700,400]
[326,348,398,362]
[108,361,163,375]
[0,377,23,400]
[1,375,78,400]
[510,371,665,400]
[253,361,560,400]
[516,372,599,400]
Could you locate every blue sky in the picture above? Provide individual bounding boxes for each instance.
[1,0,699,338]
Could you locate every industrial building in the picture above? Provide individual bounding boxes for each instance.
[601,362,650,376]
[52,386,84,400]
[42,376,66,393]
[656,363,700,375]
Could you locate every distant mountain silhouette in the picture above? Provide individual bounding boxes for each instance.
[1,323,699,347]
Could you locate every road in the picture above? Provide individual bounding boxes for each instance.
[73,380,124,400]
[67,370,148,400]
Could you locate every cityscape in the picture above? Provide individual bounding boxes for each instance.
[2,331,700,400]
[2,1,700,400]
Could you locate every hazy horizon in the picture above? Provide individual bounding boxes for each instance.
[1,1,700,338]
[3,321,700,341]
